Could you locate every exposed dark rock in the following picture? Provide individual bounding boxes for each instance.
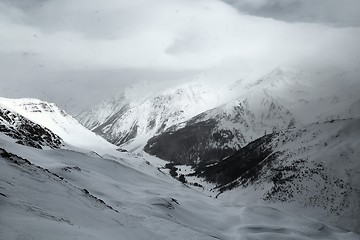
[171,198,180,205]
[62,166,81,172]
[194,133,276,191]
[178,174,187,184]
[0,107,63,149]
[117,148,128,152]
[145,119,236,165]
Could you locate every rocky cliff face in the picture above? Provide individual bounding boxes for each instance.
[0,97,115,151]
[0,106,63,149]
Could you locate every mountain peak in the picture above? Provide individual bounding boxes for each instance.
[0,97,68,116]
[248,66,303,88]
[272,66,297,74]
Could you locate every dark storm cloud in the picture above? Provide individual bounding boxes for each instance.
[222,0,360,27]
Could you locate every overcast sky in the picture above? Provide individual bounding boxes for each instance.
[1,0,359,113]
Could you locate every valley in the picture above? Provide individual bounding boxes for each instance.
[1,67,359,239]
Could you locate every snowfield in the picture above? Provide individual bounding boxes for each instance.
[1,134,359,240]
[0,73,359,240]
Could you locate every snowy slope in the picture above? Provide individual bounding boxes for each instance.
[0,97,116,153]
[0,130,358,239]
[182,118,360,231]
[0,92,359,238]
[248,67,360,123]
[142,67,360,231]
[77,93,128,131]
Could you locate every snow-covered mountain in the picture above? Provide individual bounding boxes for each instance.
[248,67,360,123]
[1,66,358,238]
[141,67,360,231]
[78,82,243,151]
[184,118,360,231]
[79,67,360,156]
[144,88,296,165]
[77,94,128,131]
[144,67,360,164]
[0,97,116,153]
[1,105,359,239]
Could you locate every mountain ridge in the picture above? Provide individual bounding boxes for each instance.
[1,100,359,239]
[78,67,360,153]
[78,81,244,150]
[0,97,117,153]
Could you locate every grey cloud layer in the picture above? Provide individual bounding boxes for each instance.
[222,0,360,27]
[2,0,359,70]
[0,0,359,113]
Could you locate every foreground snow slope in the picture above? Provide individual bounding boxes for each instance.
[0,97,116,153]
[1,133,358,240]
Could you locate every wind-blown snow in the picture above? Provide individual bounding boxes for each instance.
[248,67,360,124]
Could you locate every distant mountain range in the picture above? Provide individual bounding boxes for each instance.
[76,67,360,230]
[0,67,359,235]
[77,81,243,150]
[79,67,360,160]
